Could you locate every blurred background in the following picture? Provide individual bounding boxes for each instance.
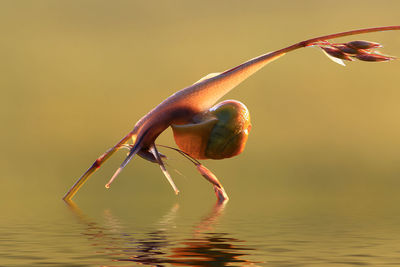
[1,1,400,216]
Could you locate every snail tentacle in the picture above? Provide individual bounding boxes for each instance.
[105,142,142,189]
[150,144,180,195]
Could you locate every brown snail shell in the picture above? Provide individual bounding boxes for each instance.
[171,100,251,160]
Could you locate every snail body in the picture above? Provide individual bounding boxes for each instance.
[172,100,251,160]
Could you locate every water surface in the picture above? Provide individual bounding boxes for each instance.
[2,195,400,266]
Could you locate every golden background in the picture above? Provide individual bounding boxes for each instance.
[1,1,400,216]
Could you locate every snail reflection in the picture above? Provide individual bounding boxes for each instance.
[65,201,259,266]
[63,26,399,202]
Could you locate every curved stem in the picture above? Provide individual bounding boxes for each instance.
[223,26,400,76]
[166,26,400,115]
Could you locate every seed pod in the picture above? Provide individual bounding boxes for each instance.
[334,44,359,55]
[355,53,394,62]
[346,40,382,50]
[321,46,354,61]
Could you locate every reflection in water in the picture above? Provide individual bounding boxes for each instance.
[166,202,256,266]
[168,233,254,266]
[65,201,260,266]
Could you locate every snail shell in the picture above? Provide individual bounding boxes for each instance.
[171,100,251,160]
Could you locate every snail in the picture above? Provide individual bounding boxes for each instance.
[63,26,400,203]
[171,99,251,160]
